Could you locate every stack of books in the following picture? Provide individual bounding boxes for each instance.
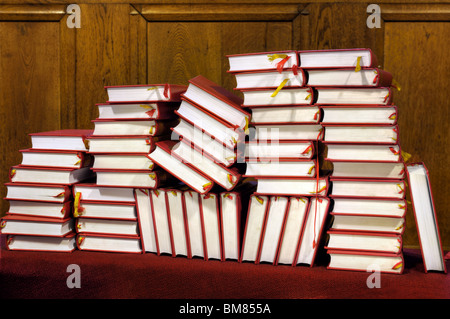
[227,51,330,267]
[297,48,406,274]
[1,129,94,252]
[147,75,251,261]
[75,83,186,253]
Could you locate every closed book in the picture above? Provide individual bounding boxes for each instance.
[255,177,329,197]
[148,189,173,256]
[4,182,72,203]
[9,165,94,185]
[175,98,243,150]
[0,214,74,237]
[76,217,139,237]
[6,232,77,252]
[241,87,313,107]
[29,129,93,151]
[233,69,306,90]
[92,118,176,137]
[325,230,402,254]
[306,68,392,87]
[323,124,399,144]
[74,200,136,220]
[148,140,215,194]
[315,87,393,105]
[331,197,407,218]
[327,250,404,274]
[171,119,239,167]
[250,123,323,141]
[183,190,205,259]
[245,158,317,178]
[329,212,405,235]
[88,135,168,154]
[227,50,299,73]
[76,233,142,253]
[199,192,223,261]
[324,143,401,162]
[330,178,406,199]
[72,183,136,203]
[329,160,406,179]
[182,75,249,131]
[96,101,179,120]
[92,153,155,170]
[406,163,447,273]
[6,199,72,219]
[320,105,398,125]
[19,149,93,169]
[298,48,377,69]
[93,168,170,188]
[105,83,187,102]
[249,105,320,125]
[165,188,191,258]
[134,188,157,253]
[245,140,315,160]
[170,140,241,191]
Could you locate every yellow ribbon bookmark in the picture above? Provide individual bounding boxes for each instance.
[73,192,82,217]
[255,196,264,205]
[401,150,412,162]
[392,79,402,91]
[355,56,362,72]
[271,79,289,97]
[267,54,288,62]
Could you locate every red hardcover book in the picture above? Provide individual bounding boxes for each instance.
[19,148,93,169]
[134,188,157,253]
[330,196,407,219]
[29,129,93,151]
[325,230,403,254]
[199,192,223,261]
[91,152,155,170]
[148,189,173,256]
[324,142,402,162]
[219,181,256,261]
[91,118,176,137]
[227,50,300,73]
[245,140,316,161]
[175,98,244,150]
[298,48,378,69]
[0,214,74,237]
[96,101,179,120]
[165,188,191,258]
[322,124,399,145]
[320,105,398,125]
[76,233,142,253]
[6,232,77,252]
[292,197,330,267]
[182,75,249,130]
[169,139,242,191]
[328,160,406,180]
[93,168,170,188]
[233,69,306,90]
[327,249,404,274]
[406,162,447,273]
[241,87,314,107]
[329,178,406,200]
[72,183,136,203]
[305,68,392,87]
[75,216,139,237]
[315,87,393,105]
[9,165,94,185]
[105,83,187,102]
[74,199,136,220]
[6,199,72,219]
[4,182,72,203]
[183,189,206,259]
[148,140,215,194]
[244,158,318,179]
[254,176,329,197]
[249,105,320,125]
[329,212,405,235]
[88,134,169,154]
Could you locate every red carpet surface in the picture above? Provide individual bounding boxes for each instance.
[1,238,448,300]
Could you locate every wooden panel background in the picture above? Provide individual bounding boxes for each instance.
[0,1,448,250]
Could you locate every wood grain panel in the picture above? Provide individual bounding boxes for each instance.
[384,22,450,250]
[147,21,293,94]
[74,4,133,128]
[0,22,61,217]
